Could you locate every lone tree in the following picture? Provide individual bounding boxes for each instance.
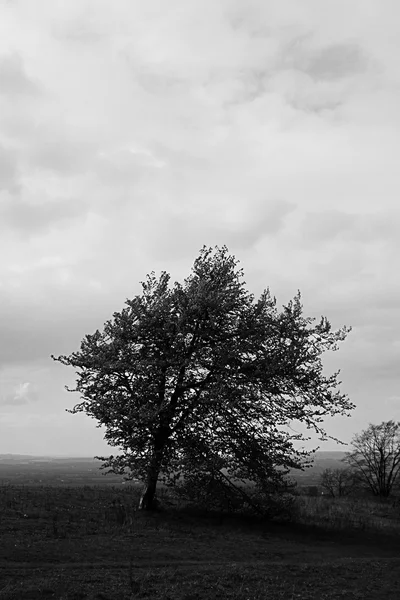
[319,467,357,498]
[344,421,400,498]
[52,246,353,511]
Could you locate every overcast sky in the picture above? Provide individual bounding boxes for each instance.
[0,0,399,457]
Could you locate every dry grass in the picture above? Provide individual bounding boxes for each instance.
[294,494,400,534]
[0,484,399,599]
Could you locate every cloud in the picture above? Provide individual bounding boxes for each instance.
[0,194,89,237]
[1,382,38,406]
[298,209,400,246]
[0,145,20,193]
[386,395,400,407]
[29,134,97,176]
[0,0,398,453]
[299,210,357,244]
[53,9,109,45]
[94,147,165,188]
[0,52,41,97]
[217,199,296,248]
[286,40,368,82]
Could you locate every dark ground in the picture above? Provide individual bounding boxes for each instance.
[0,485,399,599]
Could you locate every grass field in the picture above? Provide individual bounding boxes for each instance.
[0,484,399,599]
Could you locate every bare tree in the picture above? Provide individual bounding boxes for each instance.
[344,421,400,498]
[319,467,357,497]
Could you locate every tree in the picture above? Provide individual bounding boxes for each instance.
[344,421,400,498]
[52,245,353,511]
[319,467,357,497]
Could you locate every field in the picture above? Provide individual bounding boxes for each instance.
[0,483,400,599]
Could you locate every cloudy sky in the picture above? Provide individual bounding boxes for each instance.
[0,0,399,457]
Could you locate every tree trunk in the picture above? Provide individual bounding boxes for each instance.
[138,426,170,511]
[139,475,158,511]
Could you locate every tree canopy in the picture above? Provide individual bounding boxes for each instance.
[52,245,353,510]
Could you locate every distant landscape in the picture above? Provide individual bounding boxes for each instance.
[0,451,346,489]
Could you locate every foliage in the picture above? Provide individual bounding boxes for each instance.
[344,421,400,497]
[52,245,353,509]
[307,485,319,497]
[173,471,247,515]
[319,467,358,497]
[245,487,299,521]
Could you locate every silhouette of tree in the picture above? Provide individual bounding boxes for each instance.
[344,421,400,497]
[52,245,353,510]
